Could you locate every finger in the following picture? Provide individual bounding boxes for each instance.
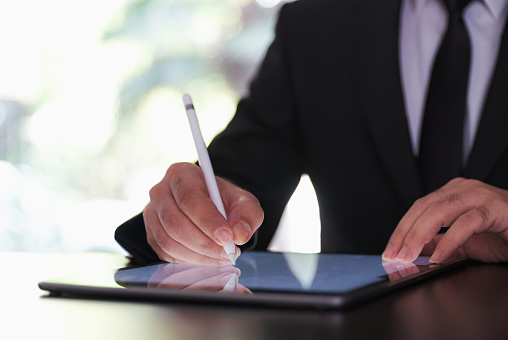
[151,190,226,259]
[395,195,470,262]
[219,178,264,245]
[144,203,229,265]
[147,220,229,265]
[149,168,229,260]
[383,197,430,261]
[382,178,466,261]
[430,206,490,263]
[143,203,177,262]
[167,163,234,247]
[393,186,478,263]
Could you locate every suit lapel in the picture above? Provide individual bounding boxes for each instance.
[465,20,508,181]
[352,0,424,208]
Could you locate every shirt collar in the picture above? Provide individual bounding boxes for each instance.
[408,0,508,19]
[484,0,508,19]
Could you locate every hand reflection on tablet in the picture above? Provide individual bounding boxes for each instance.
[382,260,421,282]
[147,263,252,294]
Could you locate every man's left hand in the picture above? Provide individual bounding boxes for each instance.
[382,178,508,263]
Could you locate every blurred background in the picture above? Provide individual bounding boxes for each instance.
[0,0,320,255]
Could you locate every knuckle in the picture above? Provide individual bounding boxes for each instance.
[470,182,488,194]
[165,165,186,192]
[166,162,184,178]
[244,188,261,204]
[166,162,194,182]
[431,192,464,211]
[148,183,161,201]
[446,192,462,202]
[449,177,465,185]
[241,198,264,224]
[475,205,490,224]
[173,174,183,194]
[464,178,481,187]
[412,197,429,210]
[462,179,491,195]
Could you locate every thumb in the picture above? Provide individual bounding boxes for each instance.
[218,178,264,245]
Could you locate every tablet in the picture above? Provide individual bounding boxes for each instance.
[38,251,465,309]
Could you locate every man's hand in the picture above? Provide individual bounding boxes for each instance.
[382,178,508,263]
[143,162,264,265]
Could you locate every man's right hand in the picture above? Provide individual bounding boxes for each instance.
[143,162,264,265]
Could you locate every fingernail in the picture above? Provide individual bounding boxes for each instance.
[382,243,395,261]
[396,245,409,262]
[233,221,250,244]
[235,247,241,260]
[430,248,441,263]
[215,228,232,246]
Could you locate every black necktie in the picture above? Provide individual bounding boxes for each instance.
[419,0,472,193]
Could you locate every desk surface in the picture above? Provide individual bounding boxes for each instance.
[3,252,508,340]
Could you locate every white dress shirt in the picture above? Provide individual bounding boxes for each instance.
[400,0,508,162]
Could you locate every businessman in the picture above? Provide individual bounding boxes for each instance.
[116,0,508,265]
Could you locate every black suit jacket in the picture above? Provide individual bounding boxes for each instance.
[116,0,508,263]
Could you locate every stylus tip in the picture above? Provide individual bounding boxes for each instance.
[228,253,236,265]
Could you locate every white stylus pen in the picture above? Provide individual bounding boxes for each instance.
[183,93,236,265]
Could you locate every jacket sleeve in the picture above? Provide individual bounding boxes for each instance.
[114,212,159,264]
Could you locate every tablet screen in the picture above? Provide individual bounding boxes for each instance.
[115,252,431,293]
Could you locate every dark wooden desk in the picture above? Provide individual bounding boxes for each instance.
[3,252,508,340]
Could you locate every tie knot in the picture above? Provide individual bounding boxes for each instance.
[443,0,473,13]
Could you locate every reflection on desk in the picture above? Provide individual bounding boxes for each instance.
[2,252,508,340]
